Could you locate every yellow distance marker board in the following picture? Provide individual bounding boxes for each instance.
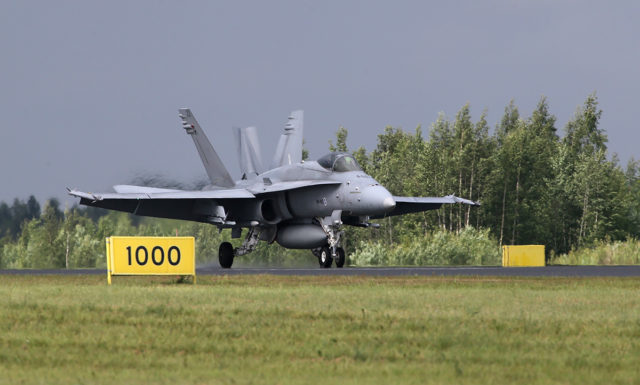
[105,236,196,284]
[502,245,545,267]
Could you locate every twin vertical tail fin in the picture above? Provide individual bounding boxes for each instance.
[178,108,303,182]
[178,108,235,188]
[234,126,264,179]
[270,110,304,169]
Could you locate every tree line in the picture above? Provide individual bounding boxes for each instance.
[0,198,313,269]
[1,93,638,268]
[334,93,639,258]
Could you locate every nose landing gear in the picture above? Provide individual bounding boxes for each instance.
[319,246,333,268]
[313,212,346,268]
[313,246,345,268]
[335,247,345,268]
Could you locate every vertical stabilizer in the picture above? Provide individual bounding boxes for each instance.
[178,108,235,187]
[270,110,303,169]
[233,126,264,179]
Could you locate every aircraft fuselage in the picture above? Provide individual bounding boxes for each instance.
[224,160,395,227]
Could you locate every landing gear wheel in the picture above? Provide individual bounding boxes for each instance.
[335,247,345,268]
[219,242,234,269]
[318,246,333,268]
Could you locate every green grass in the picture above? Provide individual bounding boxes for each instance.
[1,275,640,384]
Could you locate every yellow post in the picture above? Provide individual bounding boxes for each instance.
[105,237,112,285]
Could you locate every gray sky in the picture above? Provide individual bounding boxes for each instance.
[1,1,638,205]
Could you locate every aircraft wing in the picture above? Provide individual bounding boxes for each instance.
[67,187,255,223]
[371,195,480,218]
[113,185,182,194]
[68,181,340,224]
[68,188,254,201]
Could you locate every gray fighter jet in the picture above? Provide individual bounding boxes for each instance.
[69,109,479,268]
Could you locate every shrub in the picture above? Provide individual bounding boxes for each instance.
[350,227,500,266]
[550,239,640,265]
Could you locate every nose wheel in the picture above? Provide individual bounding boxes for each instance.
[318,246,333,268]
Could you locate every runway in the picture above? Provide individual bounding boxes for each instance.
[198,265,640,277]
[2,265,640,277]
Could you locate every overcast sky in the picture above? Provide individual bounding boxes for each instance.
[1,1,638,205]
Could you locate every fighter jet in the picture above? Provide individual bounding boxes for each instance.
[69,109,479,268]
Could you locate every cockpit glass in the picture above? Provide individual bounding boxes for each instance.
[333,155,361,172]
[317,153,334,169]
[317,153,362,172]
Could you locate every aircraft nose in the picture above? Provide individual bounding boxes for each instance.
[354,185,395,215]
[383,196,396,211]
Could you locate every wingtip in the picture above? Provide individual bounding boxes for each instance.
[447,194,481,206]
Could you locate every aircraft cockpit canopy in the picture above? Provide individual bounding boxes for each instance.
[317,152,363,172]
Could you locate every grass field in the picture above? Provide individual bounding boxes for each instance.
[1,275,639,385]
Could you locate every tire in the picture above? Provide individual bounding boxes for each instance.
[335,247,345,268]
[219,242,234,269]
[318,246,333,268]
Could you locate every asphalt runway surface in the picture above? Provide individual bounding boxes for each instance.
[2,265,640,277]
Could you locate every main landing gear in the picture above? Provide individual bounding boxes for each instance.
[219,220,348,269]
[219,242,234,268]
[218,227,261,269]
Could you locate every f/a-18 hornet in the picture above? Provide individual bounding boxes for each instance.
[69,109,479,268]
